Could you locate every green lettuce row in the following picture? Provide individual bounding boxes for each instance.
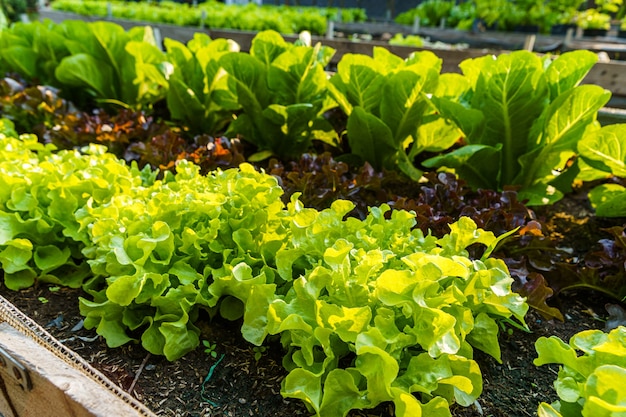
[535,326,626,416]
[0,127,529,416]
[50,0,367,36]
[79,168,528,415]
[0,119,151,290]
[3,21,624,210]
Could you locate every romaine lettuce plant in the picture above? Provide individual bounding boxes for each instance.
[164,33,240,135]
[329,47,465,180]
[54,20,171,108]
[588,183,626,217]
[0,20,72,86]
[578,123,626,217]
[220,30,338,160]
[0,19,172,108]
[424,50,610,205]
[534,326,626,417]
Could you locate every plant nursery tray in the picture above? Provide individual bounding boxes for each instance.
[0,295,155,417]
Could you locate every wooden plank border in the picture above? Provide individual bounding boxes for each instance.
[0,322,156,417]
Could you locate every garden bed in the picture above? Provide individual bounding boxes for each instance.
[1,17,626,417]
[0,194,619,417]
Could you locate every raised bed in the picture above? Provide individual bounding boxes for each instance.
[2,13,626,417]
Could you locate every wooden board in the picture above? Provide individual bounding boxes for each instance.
[584,60,626,97]
[334,21,626,48]
[334,21,567,52]
[0,322,155,417]
[599,106,626,125]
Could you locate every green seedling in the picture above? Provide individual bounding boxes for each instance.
[253,346,267,362]
[202,340,218,358]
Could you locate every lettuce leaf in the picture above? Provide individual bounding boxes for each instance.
[535,327,626,417]
[424,50,609,205]
[0,124,143,289]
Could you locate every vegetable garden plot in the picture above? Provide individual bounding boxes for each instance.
[0,125,528,415]
[0,17,625,417]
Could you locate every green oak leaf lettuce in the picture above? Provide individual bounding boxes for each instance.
[0,119,146,290]
[250,199,528,416]
[79,161,288,360]
[535,326,626,417]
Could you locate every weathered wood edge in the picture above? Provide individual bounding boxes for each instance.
[0,322,156,417]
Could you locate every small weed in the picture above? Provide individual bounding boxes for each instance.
[38,296,49,304]
[253,346,267,362]
[498,316,529,336]
[202,340,218,358]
